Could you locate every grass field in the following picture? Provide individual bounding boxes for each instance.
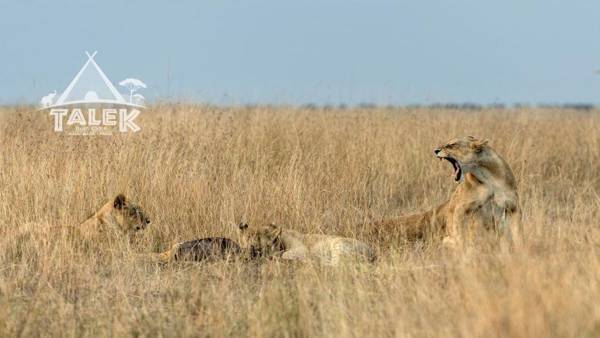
[1,105,599,337]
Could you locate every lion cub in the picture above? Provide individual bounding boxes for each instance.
[237,223,376,266]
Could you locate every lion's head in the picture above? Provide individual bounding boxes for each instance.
[434,136,490,182]
[104,194,151,233]
[236,222,284,258]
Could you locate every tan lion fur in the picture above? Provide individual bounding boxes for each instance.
[238,223,376,266]
[372,136,521,247]
[78,194,151,241]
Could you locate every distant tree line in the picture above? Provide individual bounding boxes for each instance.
[298,102,596,111]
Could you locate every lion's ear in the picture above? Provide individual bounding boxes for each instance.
[471,138,489,151]
[238,222,249,231]
[114,194,127,209]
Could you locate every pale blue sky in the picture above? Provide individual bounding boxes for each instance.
[1,0,599,105]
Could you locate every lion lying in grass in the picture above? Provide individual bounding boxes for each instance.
[237,222,376,266]
[79,194,151,241]
[5,194,151,262]
[373,136,521,247]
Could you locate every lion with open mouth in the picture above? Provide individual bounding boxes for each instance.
[372,136,522,247]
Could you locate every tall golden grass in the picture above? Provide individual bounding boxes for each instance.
[1,105,599,337]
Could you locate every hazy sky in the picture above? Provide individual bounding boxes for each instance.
[1,0,599,105]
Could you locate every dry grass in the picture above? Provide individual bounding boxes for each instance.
[1,105,600,337]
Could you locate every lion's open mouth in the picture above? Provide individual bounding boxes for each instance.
[442,157,462,182]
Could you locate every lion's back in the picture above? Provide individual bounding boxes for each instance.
[309,236,376,266]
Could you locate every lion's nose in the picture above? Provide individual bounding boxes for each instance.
[434,148,441,155]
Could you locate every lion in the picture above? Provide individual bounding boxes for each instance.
[79,194,151,240]
[237,222,376,266]
[157,237,242,263]
[372,136,521,247]
[4,194,150,262]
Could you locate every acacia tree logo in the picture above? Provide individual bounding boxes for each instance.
[40,51,147,135]
[119,78,147,106]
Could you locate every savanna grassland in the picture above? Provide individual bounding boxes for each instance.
[1,105,600,337]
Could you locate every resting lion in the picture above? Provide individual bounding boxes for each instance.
[79,193,151,240]
[372,136,521,247]
[237,222,376,266]
[6,194,151,261]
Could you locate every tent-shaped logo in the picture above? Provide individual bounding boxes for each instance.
[40,51,146,109]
